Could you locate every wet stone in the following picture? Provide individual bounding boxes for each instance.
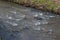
[0,1,60,40]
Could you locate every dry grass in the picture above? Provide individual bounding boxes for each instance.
[9,0,60,14]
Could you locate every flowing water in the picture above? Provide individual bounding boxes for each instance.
[0,1,60,40]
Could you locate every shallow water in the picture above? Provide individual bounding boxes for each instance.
[0,1,60,40]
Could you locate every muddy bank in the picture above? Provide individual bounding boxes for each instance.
[8,0,60,14]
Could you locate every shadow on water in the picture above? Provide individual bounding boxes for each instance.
[0,0,60,40]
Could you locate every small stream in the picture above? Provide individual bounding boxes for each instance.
[0,1,60,40]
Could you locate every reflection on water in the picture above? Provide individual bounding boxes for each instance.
[0,1,60,40]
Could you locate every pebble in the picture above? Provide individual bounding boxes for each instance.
[8,17,12,19]
[34,22,41,26]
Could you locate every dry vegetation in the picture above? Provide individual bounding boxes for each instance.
[9,0,60,14]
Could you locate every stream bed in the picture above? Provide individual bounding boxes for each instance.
[0,1,60,40]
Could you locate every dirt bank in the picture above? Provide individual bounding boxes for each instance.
[8,0,60,14]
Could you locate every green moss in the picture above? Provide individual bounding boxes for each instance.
[0,37,2,40]
[39,0,47,4]
[47,1,55,10]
